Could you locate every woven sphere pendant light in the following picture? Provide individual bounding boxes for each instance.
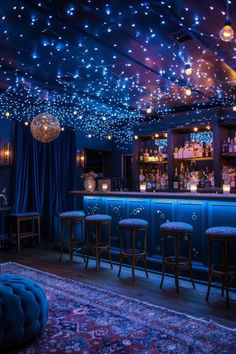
[30,113,61,143]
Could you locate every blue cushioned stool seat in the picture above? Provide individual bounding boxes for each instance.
[206,226,236,240]
[85,214,112,223]
[0,274,48,350]
[119,218,148,228]
[160,222,193,233]
[59,211,85,219]
[9,212,39,217]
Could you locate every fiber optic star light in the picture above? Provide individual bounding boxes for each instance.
[30,113,61,143]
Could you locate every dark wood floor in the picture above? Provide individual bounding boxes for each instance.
[1,245,235,329]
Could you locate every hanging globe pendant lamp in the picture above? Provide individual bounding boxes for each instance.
[219,18,234,42]
[30,113,61,143]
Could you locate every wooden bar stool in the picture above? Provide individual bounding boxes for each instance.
[118,218,148,281]
[205,226,236,309]
[160,221,195,293]
[59,211,85,263]
[8,212,40,254]
[85,214,113,271]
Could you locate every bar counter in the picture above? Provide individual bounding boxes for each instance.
[69,190,236,201]
[69,190,236,278]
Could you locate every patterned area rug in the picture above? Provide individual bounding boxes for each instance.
[1,262,235,354]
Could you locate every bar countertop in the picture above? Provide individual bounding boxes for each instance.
[69,190,236,201]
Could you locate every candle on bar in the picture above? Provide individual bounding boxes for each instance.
[190,184,197,193]
[102,183,108,192]
[223,184,230,194]
[140,183,146,192]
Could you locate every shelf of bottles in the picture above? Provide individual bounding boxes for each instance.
[221,129,236,188]
[137,135,168,191]
[172,130,214,191]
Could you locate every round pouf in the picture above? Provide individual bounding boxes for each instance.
[0,274,48,350]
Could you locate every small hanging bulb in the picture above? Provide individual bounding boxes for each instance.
[146,106,152,114]
[185,63,192,75]
[219,18,234,42]
[232,106,236,112]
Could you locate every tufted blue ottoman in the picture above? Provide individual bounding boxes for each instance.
[0,274,48,350]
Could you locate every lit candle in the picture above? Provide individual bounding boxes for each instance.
[102,183,108,192]
[190,185,197,193]
[140,183,146,192]
[223,184,230,194]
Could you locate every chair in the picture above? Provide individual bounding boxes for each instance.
[118,218,148,281]
[205,226,236,309]
[85,214,113,271]
[160,221,195,293]
[59,211,85,262]
[8,212,40,254]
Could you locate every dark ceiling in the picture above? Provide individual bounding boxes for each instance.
[0,0,236,142]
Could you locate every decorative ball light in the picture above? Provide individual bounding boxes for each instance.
[219,18,234,42]
[146,106,152,114]
[30,113,61,143]
[233,106,236,112]
[185,63,192,76]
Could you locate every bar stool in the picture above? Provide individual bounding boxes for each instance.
[85,214,113,271]
[59,211,85,263]
[8,212,40,254]
[160,222,195,293]
[205,226,236,309]
[118,218,148,281]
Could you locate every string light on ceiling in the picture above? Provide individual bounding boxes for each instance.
[185,63,192,76]
[185,88,192,96]
[0,0,235,141]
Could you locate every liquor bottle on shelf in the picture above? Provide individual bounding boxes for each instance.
[144,149,149,162]
[173,168,179,190]
[172,164,214,190]
[139,149,144,162]
[173,138,213,159]
[222,135,236,155]
[139,168,145,182]
[222,165,236,187]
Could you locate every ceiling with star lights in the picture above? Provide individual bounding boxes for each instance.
[0,0,236,143]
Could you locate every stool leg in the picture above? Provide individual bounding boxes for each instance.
[95,225,99,271]
[17,217,20,254]
[188,233,195,289]
[85,223,89,269]
[37,215,40,247]
[206,240,212,302]
[225,241,229,309]
[132,229,135,281]
[118,229,123,278]
[221,242,225,296]
[107,222,113,270]
[81,219,86,263]
[59,219,64,262]
[175,236,179,293]
[143,228,148,278]
[69,221,73,261]
[160,232,166,289]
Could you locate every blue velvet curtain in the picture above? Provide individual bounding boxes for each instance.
[11,121,77,241]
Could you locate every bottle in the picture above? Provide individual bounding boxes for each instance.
[173,147,178,159]
[139,168,145,182]
[149,149,153,161]
[173,168,179,190]
[144,149,149,162]
[139,148,144,162]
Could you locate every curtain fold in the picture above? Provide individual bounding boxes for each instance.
[11,121,77,241]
